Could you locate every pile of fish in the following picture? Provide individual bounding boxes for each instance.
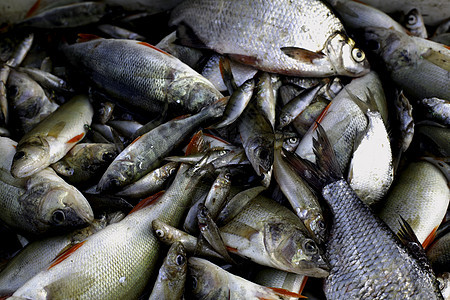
[0,0,449,299]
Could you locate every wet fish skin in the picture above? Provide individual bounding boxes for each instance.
[283,125,443,299]
[10,94,94,178]
[62,37,223,114]
[148,242,187,300]
[170,0,369,77]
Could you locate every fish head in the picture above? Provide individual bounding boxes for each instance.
[40,187,94,229]
[164,242,187,281]
[248,139,274,177]
[11,137,50,178]
[326,32,370,77]
[264,221,329,277]
[187,257,229,299]
[297,208,327,244]
[97,160,136,192]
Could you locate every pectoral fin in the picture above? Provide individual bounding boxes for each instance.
[281,47,325,63]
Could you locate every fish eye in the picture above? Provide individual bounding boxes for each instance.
[52,210,66,224]
[351,48,365,62]
[8,86,19,97]
[258,148,269,160]
[287,137,298,145]
[318,220,326,230]
[366,40,380,51]
[176,254,186,266]
[303,240,318,255]
[407,15,417,25]
[14,151,26,160]
[155,229,165,238]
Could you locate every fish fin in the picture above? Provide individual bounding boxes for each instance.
[43,272,94,299]
[422,225,438,249]
[46,121,66,138]
[203,133,231,145]
[334,0,359,18]
[186,130,206,156]
[226,53,260,65]
[421,49,450,72]
[219,56,237,94]
[128,190,165,215]
[267,287,306,298]
[282,123,341,191]
[225,245,239,253]
[281,47,325,63]
[137,42,172,56]
[312,101,331,131]
[221,221,259,240]
[77,33,102,43]
[66,133,85,144]
[397,215,434,273]
[48,241,86,269]
[299,276,308,295]
[130,135,142,145]
[175,23,208,49]
[25,0,41,18]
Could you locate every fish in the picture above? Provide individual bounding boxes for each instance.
[10,94,94,178]
[187,257,306,299]
[16,66,73,93]
[7,69,59,133]
[97,24,146,41]
[403,8,428,38]
[155,31,204,69]
[253,267,306,299]
[427,227,450,275]
[379,160,449,246]
[283,124,443,298]
[170,0,370,77]
[203,169,231,220]
[418,97,450,126]
[0,136,94,237]
[219,194,329,277]
[364,27,450,101]
[96,97,226,192]
[62,36,224,114]
[148,242,187,300]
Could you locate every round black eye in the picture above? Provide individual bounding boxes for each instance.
[304,240,317,254]
[259,148,269,160]
[366,40,380,51]
[318,220,326,230]
[14,151,26,160]
[155,229,164,238]
[407,15,417,24]
[176,254,186,266]
[52,210,66,224]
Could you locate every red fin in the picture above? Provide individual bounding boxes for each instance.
[203,133,231,145]
[130,135,142,145]
[281,47,325,63]
[227,54,259,65]
[312,101,331,130]
[225,246,238,253]
[185,130,205,156]
[66,133,84,144]
[445,45,450,51]
[299,276,308,294]
[137,42,171,56]
[25,0,41,18]
[48,241,86,269]
[422,226,438,249]
[268,287,306,298]
[128,190,165,215]
[173,114,190,121]
[77,33,102,43]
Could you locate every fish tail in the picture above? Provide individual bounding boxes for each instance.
[282,123,342,191]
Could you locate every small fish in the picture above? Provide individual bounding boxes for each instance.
[16,66,73,94]
[148,242,187,300]
[170,0,370,77]
[188,257,306,299]
[403,8,428,38]
[97,24,146,41]
[11,94,94,178]
[419,97,450,126]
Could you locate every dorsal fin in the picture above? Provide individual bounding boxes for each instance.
[48,241,86,269]
[77,33,102,43]
[185,130,206,156]
[397,215,434,274]
[137,42,172,56]
[128,190,165,215]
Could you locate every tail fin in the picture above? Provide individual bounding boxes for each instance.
[282,123,342,192]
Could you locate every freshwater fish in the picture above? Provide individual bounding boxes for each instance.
[170,0,370,77]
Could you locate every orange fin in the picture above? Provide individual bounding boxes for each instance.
[48,241,86,269]
[128,190,165,215]
[281,47,325,63]
[225,246,238,253]
[66,133,85,144]
[227,53,259,65]
[299,276,308,295]
[137,42,171,56]
[268,287,306,298]
[25,0,41,18]
[173,114,191,121]
[130,135,142,145]
[186,130,205,156]
[422,226,438,249]
[312,101,331,130]
[77,33,102,43]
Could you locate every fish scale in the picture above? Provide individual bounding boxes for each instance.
[322,179,442,299]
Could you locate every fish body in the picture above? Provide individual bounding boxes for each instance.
[404,8,428,38]
[11,162,207,299]
[62,38,223,114]
[11,94,94,178]
[420,97,450,126]
[170,0,369,77]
